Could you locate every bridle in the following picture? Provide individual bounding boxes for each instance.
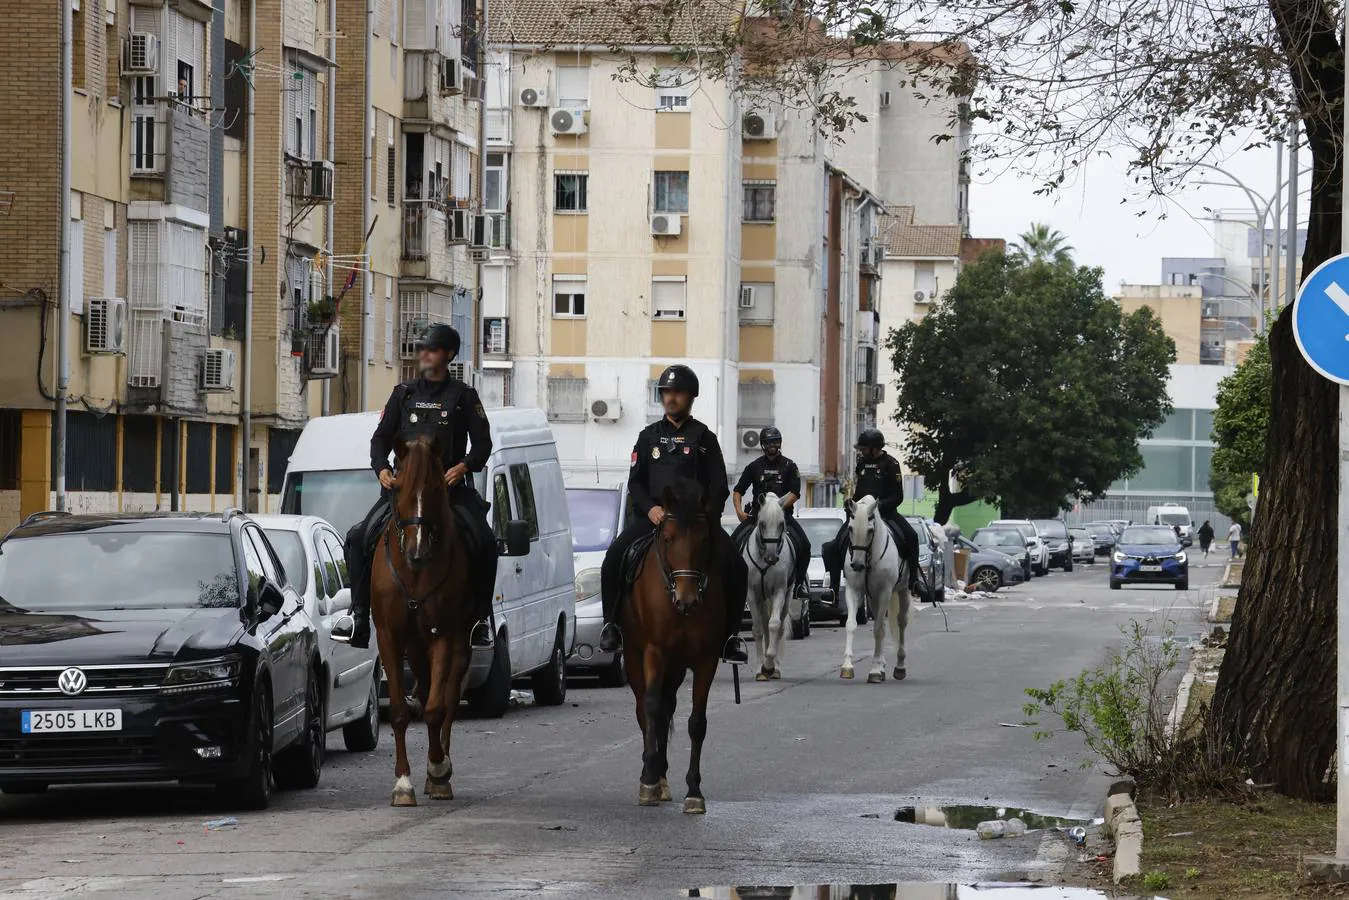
[654,513,710,614]
[383,483,453,611]
[849,508,890,573]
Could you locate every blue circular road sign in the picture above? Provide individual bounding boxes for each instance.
[1294,253,1349,385]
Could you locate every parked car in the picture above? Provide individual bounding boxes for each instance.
[0,510,323,808]
[905,516,947,601]
[722,516,811,638]
[1081,521,1119,555]
[281,406,576,718]
[797,508,862,627]
[987,520,1051,576]
[252,514,381,751]
[1145,503,1194,547]
[1068,527,1096,565]
[969,527,1034,581]
[1032,518,1073,571]
[954,536,1027,590]
[564,484,629,686]
[1111,525,1189,590]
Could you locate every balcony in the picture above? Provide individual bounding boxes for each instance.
[856,309,879,347]
[483,317,509,356]
[286,159,335,204]
[403,51,477,133]
[131,100,209,210]
[856,382,885,406]
[401,201,461,285]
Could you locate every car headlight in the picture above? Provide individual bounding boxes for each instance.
[575,567,601,603]
[163,656,241,694]
[1175,551,1187,564]
[1112,551,1126,563]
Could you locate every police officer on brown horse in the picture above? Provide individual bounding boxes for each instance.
[342,323,499,650]
[598,364,750,665]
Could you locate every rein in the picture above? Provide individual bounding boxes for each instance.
[746,515,791,604]
[847,512,892,613]
[383,484,455,612]
[654,513,711,614]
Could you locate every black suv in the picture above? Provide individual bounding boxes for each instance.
[1032,518,1074,572]
[0,510,323,808]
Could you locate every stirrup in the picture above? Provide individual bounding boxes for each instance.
[599,622,623,653]
[470,620,493,647]
[721,635,749,665]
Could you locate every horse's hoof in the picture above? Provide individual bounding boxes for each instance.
[659,777,673,802]
[424,778,453,800]
[893,666,907,681]
[867,671,886,683]
[390,775,417,807]
[684,796,707,815]
[755,671,770,682]
[770,668,781,680]
[639,782,662,806]
[841,666,855,680]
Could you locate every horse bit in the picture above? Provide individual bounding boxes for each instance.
[655,514,710,614]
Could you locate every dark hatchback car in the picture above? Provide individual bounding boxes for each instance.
[0,510,323,808]
[1110,525,1189,591]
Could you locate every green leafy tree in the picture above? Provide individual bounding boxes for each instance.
[1008,223,1075,267]
[1209,339,1271,526]
[886,252,1175,523]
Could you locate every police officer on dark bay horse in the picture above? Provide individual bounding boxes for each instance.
[730,426,811,595]
[342,324,499,650]
[825,428,925,603]
[598,364,751,665]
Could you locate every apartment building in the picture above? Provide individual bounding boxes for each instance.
[482,2,891,499]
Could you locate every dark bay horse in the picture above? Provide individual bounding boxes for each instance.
[624,478,727,814]
[372,435,476,806]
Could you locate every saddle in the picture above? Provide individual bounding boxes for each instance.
[621,529,658,589]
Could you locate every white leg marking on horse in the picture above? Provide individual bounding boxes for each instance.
[427,758,450,779]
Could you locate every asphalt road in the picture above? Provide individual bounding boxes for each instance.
[0,557,1223,900]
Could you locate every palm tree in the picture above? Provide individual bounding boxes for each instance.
[1009,223,1075,267]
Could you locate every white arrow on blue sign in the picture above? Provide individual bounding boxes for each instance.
[1294,253,1349,385]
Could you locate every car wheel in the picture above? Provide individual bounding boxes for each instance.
[467,633,511,719]
[218,683,273,810]
[1176,580,1189,591]
[274,667,324,790]
[342,662,382,753]
[1109,578,1122,590]
[971,566,1001,592]
[0,782,48,795]
[531,628,568,707]
[598,649,627,688]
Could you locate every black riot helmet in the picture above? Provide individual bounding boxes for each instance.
[855,429,885,450]
[759,426,783,447]
[657,364,700,398]
[415,323,461,358]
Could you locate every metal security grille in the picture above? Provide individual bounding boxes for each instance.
[215,424,236,495]
[185,421,212,494]
[546,377,587,423]
[738,381,775,427]
[121,415,157,492]
[268,429,301,493]
[55,411,117,492]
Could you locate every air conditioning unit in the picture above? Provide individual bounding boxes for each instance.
[463,76,485,102]
[469,248,491,263]
[201,348,236,391]
[439,57,461,95]
[549,107,588,135]
[469,213,493,249]
[84,297,126,354]
[913,290,930,304]
[739,285,756,310]
[590,398,621,422]
[308,160,335,201]
[124,33,159,73]
[308,328,340,377]
[879,90,892,109]
[740,428,761,450]
[448,208,470,244]
[519,87,548,108]
[650,214,682,237]
[742,108,776,139]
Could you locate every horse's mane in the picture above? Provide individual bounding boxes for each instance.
[399,438,448,511]
[666,477,709,530]
[851,494,878,544]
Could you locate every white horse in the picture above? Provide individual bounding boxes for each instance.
[742,493,796,681]
[840,495,912,683]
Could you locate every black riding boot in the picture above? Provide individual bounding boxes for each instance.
[343,526,373,650]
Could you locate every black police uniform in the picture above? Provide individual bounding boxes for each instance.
[827,450,924,597]
[731,454,811,590]
[342,374,498,648]
[599,416,748,643]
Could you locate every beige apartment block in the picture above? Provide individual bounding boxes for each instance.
[1116,284,1204,366]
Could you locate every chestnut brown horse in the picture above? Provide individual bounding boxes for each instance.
[624,478,727,814]
[372,435,476,807]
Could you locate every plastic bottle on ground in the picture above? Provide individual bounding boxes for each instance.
[976,820,1006,840]
[1004,817,1027,837]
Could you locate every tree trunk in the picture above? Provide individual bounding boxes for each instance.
[933,477,972,525]
[1212,35,1343,797]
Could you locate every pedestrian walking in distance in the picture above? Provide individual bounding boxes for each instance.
[1227,520,1243,558]
[1197,520,1214,557]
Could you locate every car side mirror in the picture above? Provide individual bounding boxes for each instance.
[258,581,285,621]
[500,520,531,557]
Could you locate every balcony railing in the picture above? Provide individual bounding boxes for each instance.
[483,317,509,355]
[487,213,510,250]
[403,201,432,260]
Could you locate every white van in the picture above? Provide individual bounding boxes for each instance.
[1145,503,1193,546]
[279,407,576,717]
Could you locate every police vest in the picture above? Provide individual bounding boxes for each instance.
[647,419,709,501]
[854,457,895,500]
[750,462,793,512]
[398,380,466,443]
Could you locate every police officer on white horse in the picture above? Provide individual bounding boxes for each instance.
[341,324,499,650]
[597,364,750,665]
[730,426,811,596]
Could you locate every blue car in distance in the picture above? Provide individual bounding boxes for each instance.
[1110,525,1189,591]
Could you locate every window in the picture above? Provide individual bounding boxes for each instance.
[738,282,774,322]
[491,471,513,536]
[652,277,686,320]
[131,76,159,173]
[384,277,394,364]
[556,64,589,107]
[369,124,377,200]
[509,463,540,539]
[738,380,775,427]
[655,70,692,111]
[546,377,588,422]
[452,143,472,204]
[653,171,689,214]
[245,527,283,586]
[263,529,309,594]
[313,535,339,599]
[485,153,506,212]
[1169,272,1185,286]
[554,172,588,213]
[914,263,937,296]
[387,121,397,207]
[320,530,349,587]
[552,275,586,318]
[743,181,775,222]
[240,529,267,599]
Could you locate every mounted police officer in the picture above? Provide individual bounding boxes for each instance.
[597,364,750,665]
[730,426,811,594]
[825,428,925,603]
[341,324,499,650]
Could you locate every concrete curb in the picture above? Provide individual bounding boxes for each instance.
[1220,559,1243,589]
[1104,780,1142,883]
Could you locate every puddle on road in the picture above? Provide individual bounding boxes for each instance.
[892,805,1093,831]
[688,885,1135,899]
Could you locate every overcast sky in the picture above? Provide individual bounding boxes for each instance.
[967,141,1306,291]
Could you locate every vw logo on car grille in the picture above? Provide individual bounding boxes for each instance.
[57,667,88,696]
